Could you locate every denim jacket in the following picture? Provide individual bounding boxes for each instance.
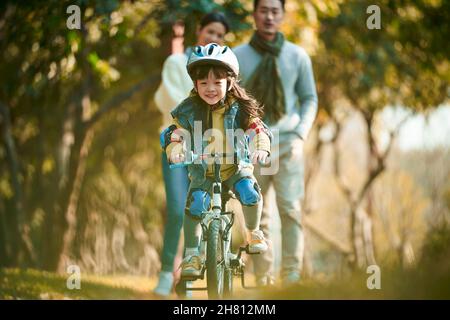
[169,96,271,187]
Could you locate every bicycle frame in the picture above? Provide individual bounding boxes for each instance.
[198,160,235,269]
[172,151,260,297]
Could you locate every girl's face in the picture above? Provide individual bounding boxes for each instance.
[196,22,226,46]
[196,70,228,106]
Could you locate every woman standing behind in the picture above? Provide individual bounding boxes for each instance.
[153,12,230,297]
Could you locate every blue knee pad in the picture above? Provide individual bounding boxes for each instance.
[189,190,211,217]
[235,178,261,206]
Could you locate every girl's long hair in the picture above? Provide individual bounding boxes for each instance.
[199,12,230,33]
[189,65,264,129]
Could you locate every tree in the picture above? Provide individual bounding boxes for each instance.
[315,0,449,268]
[0,0,253,274]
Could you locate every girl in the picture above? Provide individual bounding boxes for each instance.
[154,12,230,296]
[164,43,271,277]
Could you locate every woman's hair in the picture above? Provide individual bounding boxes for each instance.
[254,0,285,11]
[190,65,264,129]
[199,12,230,34]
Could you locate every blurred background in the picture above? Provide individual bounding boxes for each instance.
[0,0,449,299]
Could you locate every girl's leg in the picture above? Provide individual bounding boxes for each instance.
[250,170,274,285]
[233,176,268,253]
[183,213,202,252]
[181,189,210,276]
[241,200,262,231]
[242,199,267,252]
[183,187,211,251]
[233,176,262,229]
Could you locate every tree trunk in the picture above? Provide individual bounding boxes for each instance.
[0,200,9,266]
[57,128,95,273]
[0,101,36,266]
[350,205,364,268]
[363,192,377,266]
[41,95,81,270]
[54,70,161,272]
[0,103,21,265]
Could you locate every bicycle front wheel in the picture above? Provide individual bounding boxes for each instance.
[206,219,225,299]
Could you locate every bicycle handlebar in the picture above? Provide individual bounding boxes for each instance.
[169,151,270,169]
[169,152,240,169]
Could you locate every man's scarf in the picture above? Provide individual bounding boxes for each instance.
[246,31,286,124]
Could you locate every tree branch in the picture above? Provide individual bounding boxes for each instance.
[84,73,161,129]
[330,115,354,206]
[303,123,324,215]
[356,111,411,205]
[381,113,411,159]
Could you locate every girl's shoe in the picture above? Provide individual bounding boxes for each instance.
[180,255,203,277]
[248,230,268,253]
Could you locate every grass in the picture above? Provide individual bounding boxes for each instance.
[0,268,158,300]
[1,265,450,300]
[2,225,449,300]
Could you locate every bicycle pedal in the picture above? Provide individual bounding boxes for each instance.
[180,268,205,281]
[181,274,203,281]
[230,258,243,268]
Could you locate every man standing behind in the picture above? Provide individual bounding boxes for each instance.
[234,0,318,286]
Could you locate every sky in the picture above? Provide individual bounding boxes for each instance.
[381,104,450,151]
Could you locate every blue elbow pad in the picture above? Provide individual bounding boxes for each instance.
[235,178,261,206]
[189,190,211,217]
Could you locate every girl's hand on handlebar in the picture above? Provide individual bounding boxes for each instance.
[170,153,185,164]
[251,150,269,165]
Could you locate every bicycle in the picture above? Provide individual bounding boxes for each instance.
[170,151,262,299]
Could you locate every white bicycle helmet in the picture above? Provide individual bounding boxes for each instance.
[187,43,239,78]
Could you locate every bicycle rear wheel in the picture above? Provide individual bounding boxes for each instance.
[206,219,225,299]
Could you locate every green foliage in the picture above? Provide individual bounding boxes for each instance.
[420,223,450,267]
[149,0,251,47]
[316,0,449,114]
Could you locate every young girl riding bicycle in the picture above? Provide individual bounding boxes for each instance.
[162,43,271,277]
